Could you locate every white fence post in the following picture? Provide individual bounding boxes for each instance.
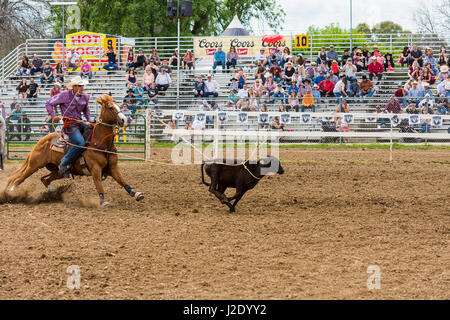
[145,108,152,162]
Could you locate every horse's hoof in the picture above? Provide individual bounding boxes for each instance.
[48,185,56,192]
[134,192,144,202]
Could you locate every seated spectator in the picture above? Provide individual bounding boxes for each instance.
[226,46,238,71]
[353,49,365,72]
[55,63,65,83]
[422,63,435,85]
[264,76,276,98]
[278,104,286,112]
[155,68,172,93]
[384,53,395,71]
[66,49,81,71]
[287,90,299,112]
[255,48,268,66]
[419,95,434,133]
[284,62,295,85]
[318,76,335,97]
[103,46,118,71]
[255,62,266,84]
[204,74,219,102]
[341,58,357,82]
[39,61,54,86]
[409,44,424,67]
[273,83,285,102]
[194,75,205,98]
[394,84,407,106]
[126,68,137,88]
[26,77,39,101]
[227,89,238,109]
[50,82,62,97]
[129,49,148,70]
[399,46,411,68]
[123,88,138,114]
[300,79,312,97]
[182,50,195,70]
[335,99,350,131]
[147,82,159,106]
[271,116,285,132]
[150,49,161,65]
[347,78,359,97]
[126,49,135,69]
[409,60,423,81]
[318,60,329,74]
[437,64,449,83]
[435,94,448,115]
[301,89,315,112]
[236,84,249,109]
[418,92,434,111]
[132,83,146,107]
[19,56,31,77]
[243,88,258,111]
[229,77,239,93]
[169,48,179,67]
[333,75,348,104]
[235,68,247,89]
[268,47,282,66]
[330,60,339,75]
[142,66,155,91]
[16,78,28,99]
[407,81,424,105]
[316,46,327,65]
[424,48,438,75]
[326,45,339,68]
[422,82,433,98]
[312,84,321,105]
[30,54,44,76]
[359,75,375,98]
[292,72,301,87]
[368,56,383,84]
[253,79,263,98]
[213,46,226,73]
[281,47,292,68]
[438,46,447,66]
[296,61,307,79]
[313,71,326,85]
[80,59,92,80]
[340,49,351,66]
[306,61,319,79]
[287,82,299,96]
[384,97,402,114]
[147,59,159,78]
[269,64,283,83]
[328,71,339,84]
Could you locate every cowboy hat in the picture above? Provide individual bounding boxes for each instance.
[422,82,430,87]
[440,65,449,72]
[67,76,89,89]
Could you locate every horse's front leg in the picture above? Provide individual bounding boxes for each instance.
[108,160,144,202]
[90,165,109,206]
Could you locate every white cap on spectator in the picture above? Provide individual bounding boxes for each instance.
[423,82,430,87]
[207,74,212,77]
[425,93,430,98]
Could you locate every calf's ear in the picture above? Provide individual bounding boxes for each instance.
[258,158,272,167]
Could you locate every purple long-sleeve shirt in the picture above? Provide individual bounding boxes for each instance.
[45,90,91,120]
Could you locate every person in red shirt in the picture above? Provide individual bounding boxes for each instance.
[318,76,335,97]
[368,56,383,84]
[269,64,283,83]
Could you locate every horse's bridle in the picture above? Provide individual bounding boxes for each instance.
[97,102,126,128]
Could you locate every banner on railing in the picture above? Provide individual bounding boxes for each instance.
[193,36,292,58]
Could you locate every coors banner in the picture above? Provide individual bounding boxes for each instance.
[194,36,293,58]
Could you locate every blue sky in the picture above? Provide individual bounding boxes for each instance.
[252,0,421,34]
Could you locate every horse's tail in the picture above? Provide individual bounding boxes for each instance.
[5,152,31,189]
[201,163,210,187]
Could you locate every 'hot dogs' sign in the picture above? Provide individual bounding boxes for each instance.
[194,36,292,58]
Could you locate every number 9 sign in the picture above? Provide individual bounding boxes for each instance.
[295,35,309,49]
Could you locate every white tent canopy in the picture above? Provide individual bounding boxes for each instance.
[221,15,250,36]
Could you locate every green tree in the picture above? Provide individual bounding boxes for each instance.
[355,23,370,34]
[48,0,286,37]
[371,21,404,34]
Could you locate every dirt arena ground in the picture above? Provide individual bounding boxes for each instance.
[0,147,449,300]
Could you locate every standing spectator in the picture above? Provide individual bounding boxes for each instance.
[318,76,335,97]
[126,49,135,69]
[103,46,118,71]
[194,75,205,98]
[142,66,155,91]
[394,84,407,106]
[16,78,28,99]
[126,68,137,88]
[182,50,195,70]
[358,75,375,98]
[316,46,327,65]
[301,89,315,112]
[19,56,31,76]
[30,54,44,76]
[26,77,39,101]
[213,46,226,73]
[129,49,148,70]
[368,56,384,84]
[55,62,65,83]
[50,82,62,97]
[80,59,92,79]
[169,48,179,67]
[326,45,339,68]
[155,68,172,93]
[226,46,238,71]
[341,58,357,82]
[409,44,423,67]
[255,48,268,66]
[147,82,159,106]
[399,46,411,67]
[333,75,348,104]
[66,49,80,71]
[235,68,247,89]
[204,74,219,103]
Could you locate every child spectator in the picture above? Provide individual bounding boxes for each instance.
[229,78,239,93]
[194,75,205,98]
[143,66,155,91]
[227,89,238,109]
[182,50,195,70]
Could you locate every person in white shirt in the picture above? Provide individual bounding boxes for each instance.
[66,49,81,71]
[333,75,348,105]
[418,93,435,111]
[237,84,249,108]
[204,74,219,102]
[255,48,268,66]
[155,68,172,92]
[341,58,357,82]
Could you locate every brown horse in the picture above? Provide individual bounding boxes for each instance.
[5,94,144,206]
